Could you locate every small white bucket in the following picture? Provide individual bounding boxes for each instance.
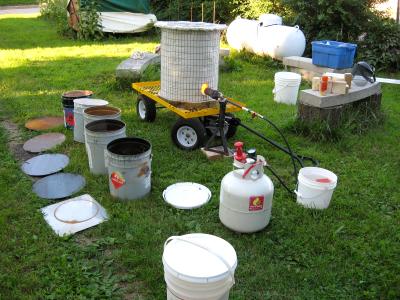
[273,72,301,105]
[295,167,338,209]
[163,234,237,300]
[73,98,108,143]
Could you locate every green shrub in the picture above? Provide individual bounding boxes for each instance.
[281,0,400,72]
[150,0,285,24]
[40,0,103,40]
[77,0,103,40]
[358,16,400,71]
[39,0,73,36]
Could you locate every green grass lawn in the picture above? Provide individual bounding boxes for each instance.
[0,0,37,6]
[0,13,399,299]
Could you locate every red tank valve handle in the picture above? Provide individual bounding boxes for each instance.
[234,141,247,162]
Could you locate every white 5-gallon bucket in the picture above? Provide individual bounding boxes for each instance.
[73,98,108,143]
[273,72,301,105]
[85,119,126,175]
[295,167,338,209]
[105,137,152,200]
[163,233,237,300]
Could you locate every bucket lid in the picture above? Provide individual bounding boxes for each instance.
[21,154,69,176]
[33,173,86,199]
[163,182,211,209]
[275,72,301,81]
[23,133,66,153]
[73,98,108,107]
[25,116,64,131]
[163,233,237,284]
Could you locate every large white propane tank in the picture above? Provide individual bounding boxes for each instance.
[219,142,274,233]
[226,15,306,60]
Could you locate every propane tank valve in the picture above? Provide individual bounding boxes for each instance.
[234,141,247,163]
[247,148,257,160]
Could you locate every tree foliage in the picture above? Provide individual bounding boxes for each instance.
[150,0,400,71]
[282,0,400,71]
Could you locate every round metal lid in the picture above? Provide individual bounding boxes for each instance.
[163,182,211,209]
[155,21,227,31]
[25,117,64,131]
[54,198,100,224]
[23,133,66,153]
[22,154,69,176]
[33,173,86,199]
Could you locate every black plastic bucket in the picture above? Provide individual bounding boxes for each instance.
[61,90,93,129]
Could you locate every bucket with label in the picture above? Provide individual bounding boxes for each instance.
[85,119,126,175]
[83,106,121,128]
[163,233,237,300]
[61,90,93,129]
[273,72,301,105]
[295,167,338,209]
[73,98,108,143]
[105,137,152,200]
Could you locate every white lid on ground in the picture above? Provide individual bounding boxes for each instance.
[163,182,211,209]
[163,233,237,283]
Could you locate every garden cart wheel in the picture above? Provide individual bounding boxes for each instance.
[136,94,156,122]
[204,113,238,139]
[171,118,207,150]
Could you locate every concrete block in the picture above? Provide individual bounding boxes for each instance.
[283,56,352,81]
[299,82,381,108]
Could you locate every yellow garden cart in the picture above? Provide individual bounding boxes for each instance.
[132,81,245,151]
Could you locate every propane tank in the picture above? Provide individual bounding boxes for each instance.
[226,16,306,59]
[219,141,274,233]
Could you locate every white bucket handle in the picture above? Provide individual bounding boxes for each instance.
[272,83,289,94]
[164,236,236,286]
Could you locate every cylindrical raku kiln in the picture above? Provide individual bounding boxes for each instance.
[155,21,227,103]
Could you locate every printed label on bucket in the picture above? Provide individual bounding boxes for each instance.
[64,109,75,128]
[249,196,264,211]
[111,171,125,189]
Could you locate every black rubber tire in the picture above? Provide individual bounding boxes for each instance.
[171,118,207,151]
[136,95,156,122]
[205,113,238,139]
[225,114,238,139]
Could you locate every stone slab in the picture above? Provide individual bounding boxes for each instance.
[283,56,352,81]
[299,82,381,108]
